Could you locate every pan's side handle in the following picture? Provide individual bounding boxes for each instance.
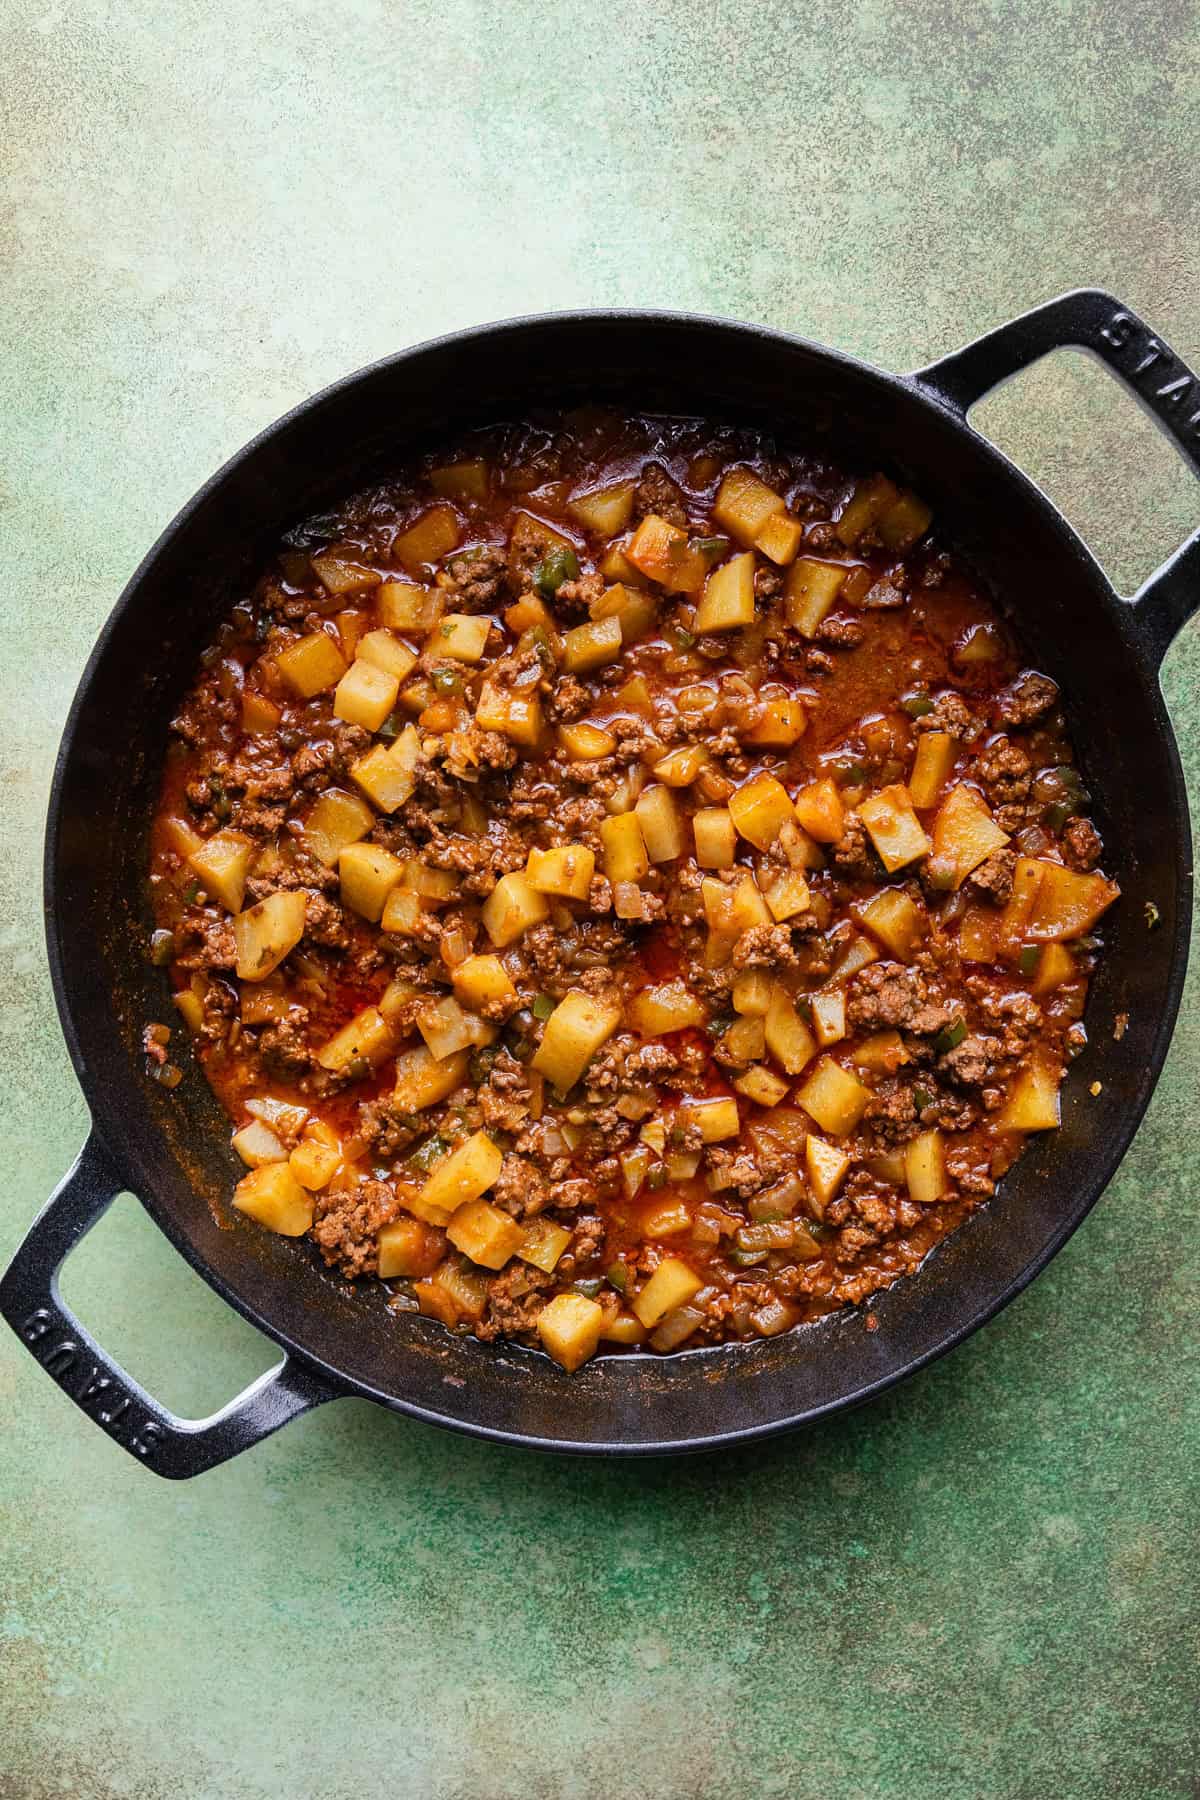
[911,288,1200,665]
[0,1134,342,1479]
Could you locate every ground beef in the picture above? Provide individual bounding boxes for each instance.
[996,669,1059,728]
[968,848,1017,904]
[554,572,606,617]
[257,1014,312,1076]
[863,1079,921,1146]
[829,814,879,880]
[311,1178,398,1277]
[847,963,953,1036]
[916,692,978,739]
[359,1097,422,1161]
[302,892,351,949]
[754,566,784,599]
[976,736,1032,805]
[491,1153,551,1219]
[173,912,237,972]
[445,544,507,609]
[1063,817,1102,870]
[547,675,591,722]
[476,1051,534,1134]
[731,924,801,969]
[860,578,906,610]
[633,462,687,528]
[705,1145,784,1197]
[816,614,865,648]
[475,1261,554,1339]
[938,1033,1000,1087]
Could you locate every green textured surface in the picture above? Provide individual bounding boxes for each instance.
[2,2,1199,1794]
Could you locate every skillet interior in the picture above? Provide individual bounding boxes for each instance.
[49,313,1189,1450]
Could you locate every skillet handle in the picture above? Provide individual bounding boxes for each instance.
[0,1133,341,1479]
[912,287,1200,664]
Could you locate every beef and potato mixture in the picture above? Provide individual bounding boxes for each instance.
[148,411,1119,1374]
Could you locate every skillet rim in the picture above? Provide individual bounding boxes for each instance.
[41,306,1195,1454]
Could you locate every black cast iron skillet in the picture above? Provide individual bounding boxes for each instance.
[4,290,1199,1478]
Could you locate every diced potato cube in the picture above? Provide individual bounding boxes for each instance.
[764,986,817,1076]
[858,785,932,873]
[600,811,649,884]
[1027,862,1119,941]
[525,843,595,902]
[1031,943,1075,994]
[416,994,494,1061]
[532,990,622,1091]
[310,549,379,595]
[162,814,206,861]
[878,490,933,552]
[796,1058,871,1135]
[851,1030,907,1074]
[537,1292,605,1372]
[734,1065,791,1107]
[568,479,636,536]
[414,1263,487,1322]
[680,1095,740,1142]
[653,744,707,787]
[339,843,405,922]
[626,514,707,593]
[806,1135,851,1210]
[712,467,786,545]
[231,1119,287,1168]
[632,1256,703,1328]
[558,720,616,760]
[928,785,1010,888]
[733,971,772,1016]
[173,988,205,1033]
[742,697,806,747]
[729,773,795,849]
[904,1128,946,1202]
[508,509,576,566]
[351,724,421,813]
[429,459,489,500]
[393,1045,470,1112]
[701,875,771,934]
[188,830,255,913]
[836,473,900,546]
[598,541,644,585]
[600,1310,648,1345]
[754,511,804,564]
[396,859,455,906]
[811,990,846,1047]
[635,785,685,863]
[333,657,400,732]
[299,789,375,866]
[724,1015,765,1061]
[446,1198,526,1270]
[393,503,460,570]
[232,1162,313,1236]
[856,888,926,961]
[563,616,623,674]
[355,628,418,685]
[590,582,657,645]
[694,551,756,633]
[377,1216,444,1278]
[376,580,445,634]
[275,629,347,698]
[242,691,282,733]
[909,731,957,809]
[452,953,518,1014]
[694,807,737,869]
[959,904,1001,962]
[419,1131,504,1218]
[997,1056,1062,1130]
[316,1005,395,1073]
[827,933,879,985]
[380,888,424,936]
[475,681,543,748]
[433,613,491,663]
[289,1137,341,1191]
[629,982,707,1035]
[793,778,845,843]
[481,870,550,946]
[518,1216,573,1273]
[233,890,307,980]
[997,855,1046,953]
[784,560,847,636]
[762,868,810,922]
